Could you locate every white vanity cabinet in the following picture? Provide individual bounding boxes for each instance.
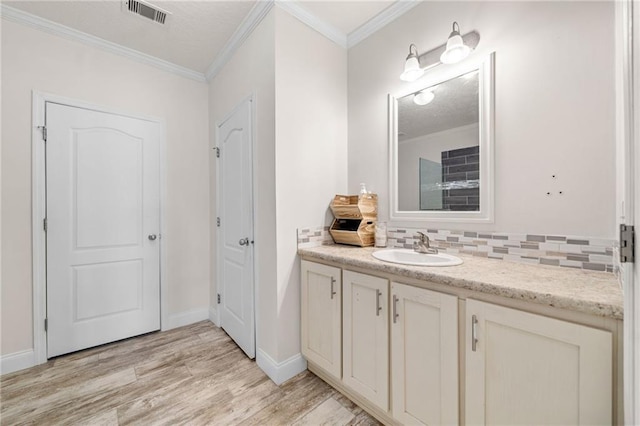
[390,282,459,425]
[300,260,342,380]
[342,270,389,412]
[300,259,618,425]
[465,299,613,425]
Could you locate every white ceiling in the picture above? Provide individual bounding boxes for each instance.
[2,0,399,75]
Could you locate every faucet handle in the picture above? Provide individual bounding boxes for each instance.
[416,231,428,242]
[414,231,438,254]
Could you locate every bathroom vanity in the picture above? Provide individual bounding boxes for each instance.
[299,245,623,425]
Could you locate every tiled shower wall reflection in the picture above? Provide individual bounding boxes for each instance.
[297,225,616,273]
[441,146,480,211]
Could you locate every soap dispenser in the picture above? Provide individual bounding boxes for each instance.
[359,183,368,198]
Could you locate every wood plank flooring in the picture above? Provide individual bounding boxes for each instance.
[0,321,380,425]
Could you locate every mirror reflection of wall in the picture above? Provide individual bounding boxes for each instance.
[397,69,480,211]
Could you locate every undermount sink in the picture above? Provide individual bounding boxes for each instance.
[372,249,463,267]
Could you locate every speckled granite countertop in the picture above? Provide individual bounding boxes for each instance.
[298,245,623,320]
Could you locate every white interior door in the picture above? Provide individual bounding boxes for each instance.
[46,102,161,358]
[217,97,255,358]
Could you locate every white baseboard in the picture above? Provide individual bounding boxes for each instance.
[256,348,307,385]
[163,308,210,331]
[1,349,36,375]
[209,306,219,326]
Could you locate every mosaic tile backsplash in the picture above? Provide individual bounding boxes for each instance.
[297,225,616,274]
[297,226,333,249]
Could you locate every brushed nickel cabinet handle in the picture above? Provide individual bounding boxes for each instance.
[376,290,382,316]
[393,295,399,323]
[330,277,337,299]
[472,314,479,352]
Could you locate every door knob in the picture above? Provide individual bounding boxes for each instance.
[239,237,250,246]
[148,234,157,241]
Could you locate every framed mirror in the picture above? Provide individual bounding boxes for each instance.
[389,52,494,223]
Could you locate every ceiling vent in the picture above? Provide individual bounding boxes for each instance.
[123,0,171,25]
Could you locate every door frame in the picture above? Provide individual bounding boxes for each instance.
[616,0,639,423]
[214,93,257,352]
[31,91,168,365]
[630,0,640,420]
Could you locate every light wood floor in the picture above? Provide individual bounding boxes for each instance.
[0,321,380,425]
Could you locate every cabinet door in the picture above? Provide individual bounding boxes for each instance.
[301,260,342,379]
[466,299,612,425]
[391,283,459,425]
[343,270,389,411]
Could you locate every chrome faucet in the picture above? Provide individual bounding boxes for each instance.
[414,231,438,254]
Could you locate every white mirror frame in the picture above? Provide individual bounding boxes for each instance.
[389,52,495,223]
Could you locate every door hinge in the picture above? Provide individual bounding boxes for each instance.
[215,147,220,158]
[38,126,47,142]
[44,318,48,332]
[216,217,221,227]
[620,224,635,263]
[217,293,221,304]
[43,218,47,232]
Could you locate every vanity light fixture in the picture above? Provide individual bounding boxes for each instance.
[440,22,471,64]
[399,23,480,82]
[413,89,435,106]
[400,44,424,82]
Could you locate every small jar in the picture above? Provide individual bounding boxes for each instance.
[375,222,387,247]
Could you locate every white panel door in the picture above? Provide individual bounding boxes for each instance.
[46,102,160,358]
[342,270,388,412]
[466,299,612,425]
[391,283,458,425]
[217,98,255,358]
[301,260,341,379]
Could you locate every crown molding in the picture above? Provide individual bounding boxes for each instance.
[275,0,347,49]
[0,4,206,83]
[204,0,420,81]
[347,0,422,48]
[205,0,275,81]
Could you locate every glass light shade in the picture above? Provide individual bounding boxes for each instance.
[414,90,434,106]
[440,33,471,64]
[400,55,424,82]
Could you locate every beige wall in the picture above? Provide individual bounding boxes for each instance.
[348,1,616,238]
[1,20,210,356]
[274,8,348,360]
